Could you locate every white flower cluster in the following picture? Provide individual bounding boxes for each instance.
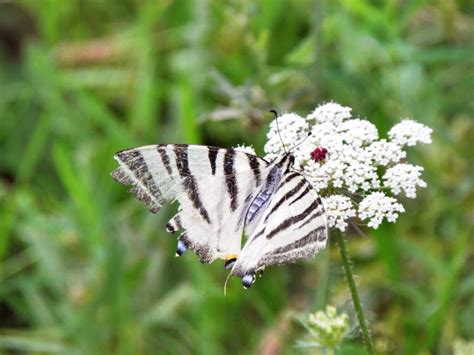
[383,164,426,198]
[307,102,352,125]
[367,139,406,165]
[263,102,432,231]
[305,305,349,348]
[322,195,356,231]
[388,119,433,146]
[358,192,405,228]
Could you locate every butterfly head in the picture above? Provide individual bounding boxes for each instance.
[273,153,296,173]
[288,153,295,167]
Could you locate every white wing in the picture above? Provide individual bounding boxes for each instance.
[231,170,328,287]
[111,144,269,263]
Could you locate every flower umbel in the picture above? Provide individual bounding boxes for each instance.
[388,119,433,147]
[383,164,427,199]
[359,192,405,229]
[299,306,350,350]
[264,102,432,231]
[322,195,356,232]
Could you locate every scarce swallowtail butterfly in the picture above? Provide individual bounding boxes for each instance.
[111,132,328,289]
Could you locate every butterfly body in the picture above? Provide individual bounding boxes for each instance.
[245,159,286,225]
[112,144,328,288]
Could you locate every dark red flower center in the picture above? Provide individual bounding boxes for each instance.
[310,147,328,162]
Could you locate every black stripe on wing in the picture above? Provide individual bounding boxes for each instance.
[113,149,165,213]
[157,145,172,175]
[174,144,212,224]
[207,146,219,175]
[264,175,307,223]
[267,225,326,255]
[298,209,325,230]
[224,149,238,211]
[246,154,262,186]
[266,199,321,239]
[289,185,311,206]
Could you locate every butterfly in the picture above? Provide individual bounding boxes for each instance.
[111,143,328,288]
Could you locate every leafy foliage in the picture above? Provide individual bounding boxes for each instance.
[0,0,473,353]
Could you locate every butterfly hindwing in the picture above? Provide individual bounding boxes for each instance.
[112,144,269,262]
[231,157,328,284]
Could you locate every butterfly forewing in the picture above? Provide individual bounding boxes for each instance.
[112,144,269,262]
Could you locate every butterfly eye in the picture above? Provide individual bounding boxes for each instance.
[242,274,256,289]
[175,239,188,257]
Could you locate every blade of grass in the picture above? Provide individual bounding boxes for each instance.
[16,112,54,183]
[0,333,67,353]
[74,91,134,147]
[176,77,201,144]
[52,143,102,250]
[424,233,470,348]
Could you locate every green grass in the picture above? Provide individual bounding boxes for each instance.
[1,0,473,354]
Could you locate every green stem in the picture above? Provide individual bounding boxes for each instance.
[335,230,375,354]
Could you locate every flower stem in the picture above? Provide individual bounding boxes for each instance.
[334,230,375,354]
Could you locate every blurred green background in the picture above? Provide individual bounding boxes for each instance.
[0,0,473,354]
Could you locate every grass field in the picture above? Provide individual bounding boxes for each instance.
[1,1,473,354]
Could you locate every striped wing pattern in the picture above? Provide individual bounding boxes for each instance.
[112,144,328,288]
[232,171,328,279]
[112,144,268,263]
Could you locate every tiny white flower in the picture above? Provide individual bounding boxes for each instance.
[234,144,256,155]
[322,195,356,232]
[388,119,433,146]
[358,192,405,229]
[367,139,406,166]
[383,164,427,198]
[306,102,352,125]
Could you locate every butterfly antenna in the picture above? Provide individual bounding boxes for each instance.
[288,131,312,152]
[270,109,288,154]
[223,270,233,297]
